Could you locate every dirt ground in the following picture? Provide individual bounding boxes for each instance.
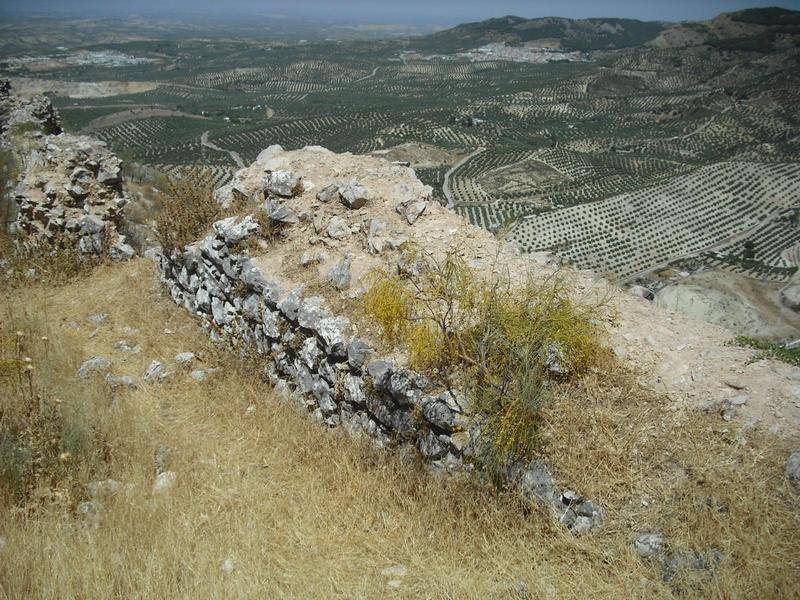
[371,141,467,169]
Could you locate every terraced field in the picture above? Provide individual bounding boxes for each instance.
[8,35,799,284]
[511,162,800,281]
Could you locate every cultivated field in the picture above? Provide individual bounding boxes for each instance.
[4,32,799,284]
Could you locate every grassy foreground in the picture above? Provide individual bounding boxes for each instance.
[0,259,798,599]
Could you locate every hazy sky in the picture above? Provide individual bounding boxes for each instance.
[2,0,800,24]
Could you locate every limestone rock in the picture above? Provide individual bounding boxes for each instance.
[175,352,195,365]
[86,313,108,325]
[213,215,260,245]
[634,532,664,559]
[367,218,386,254]
[787,449,800,484]
[221,558,236,575]
[545,342,569,376]
[328,257,351,290]
[97,165,121,186]
[326,216,349,239]
[78,356,112,378]
[339,181,369,209]
[422,396,457,433]
[396,200,427,225]
[109,236,135,261]
[316,183,339,203]
[191,368,218,382]
[263,199,299,224]
[144,360,167,381]
[367,360,393,391]
[346,338,371,371]
[152,470,177,493]
[315,315,349,358]
[516,459,561,507]
[300,250,327,267]
[628,285,654,300]
[265,170,301,198]
[106,374,138,389]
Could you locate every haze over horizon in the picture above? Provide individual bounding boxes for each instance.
[2,0,800,26]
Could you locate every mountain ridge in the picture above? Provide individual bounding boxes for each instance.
[414,7,800,53]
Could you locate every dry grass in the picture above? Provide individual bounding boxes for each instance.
[0,229,110,290]
[0,260,798,599]
[154,173,221,254]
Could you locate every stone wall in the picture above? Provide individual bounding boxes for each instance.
[12,133,134,259]
[1,79,133,259]
[0,78,62,140]
[158,214,603,533]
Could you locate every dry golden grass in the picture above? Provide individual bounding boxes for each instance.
[0,259,798,599]
[154,173,221,254]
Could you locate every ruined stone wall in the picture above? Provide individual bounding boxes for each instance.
[0,78,62,140]
[157,215,603,533]
[13,133,134,259]
[1,80,133,258]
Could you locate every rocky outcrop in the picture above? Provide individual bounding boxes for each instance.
[2,80,133,259]
[157,214,603,532]
[0,78,61,139]
[654,271,800,342]
[13,133,134,259]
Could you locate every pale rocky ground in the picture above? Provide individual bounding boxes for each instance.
[370,141,466,169]
[655,271,800,341]
[8,77,158,99]
[218,145,800,437]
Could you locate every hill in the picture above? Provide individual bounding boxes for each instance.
[412,15,665,52]
[649,7,800,52]
[415,8,800,54]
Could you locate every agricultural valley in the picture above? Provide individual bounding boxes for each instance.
[3,8,799,338]
[1,6,800,599]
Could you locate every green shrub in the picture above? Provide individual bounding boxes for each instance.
[733,336,800,366]
[362,272,412,343]
[363,247,608,464]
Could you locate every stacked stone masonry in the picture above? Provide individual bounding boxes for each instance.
[13,133,134,259]
[158,215,603,533]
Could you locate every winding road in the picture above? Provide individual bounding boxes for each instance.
[200,131,245,169]
[354,67,380,83]
[442,147,486,208]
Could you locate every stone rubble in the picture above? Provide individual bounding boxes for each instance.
[152,470,177,493]
[339,181,369,209]
[15,136,132,255]
[77,356,112,379]
[0,78,61,139]
[1,80,135,259]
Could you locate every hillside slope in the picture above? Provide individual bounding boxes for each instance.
[2,89,800,598]
[416,8,800,54]
[648,7,800,51]
[413,15,665,52]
